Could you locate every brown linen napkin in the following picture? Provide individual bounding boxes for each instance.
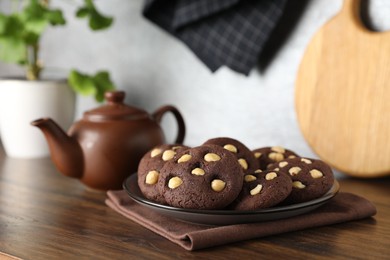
[105,191,376,251]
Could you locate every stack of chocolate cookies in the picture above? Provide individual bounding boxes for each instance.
[137,137,335,210]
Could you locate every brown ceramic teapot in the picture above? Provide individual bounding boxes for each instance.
[32,91,185,190]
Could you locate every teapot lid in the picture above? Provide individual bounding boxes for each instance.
[83,91,150,121]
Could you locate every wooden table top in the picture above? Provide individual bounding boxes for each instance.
[0,147,389,259]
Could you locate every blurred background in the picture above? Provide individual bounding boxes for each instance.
[0,0,389,171]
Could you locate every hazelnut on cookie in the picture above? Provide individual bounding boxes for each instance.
[157,145,244,209]
[229,169,292,210]
[252,146,299,170]
[203,137,259,175]
[137,144,190,204]
[270,157,334,204]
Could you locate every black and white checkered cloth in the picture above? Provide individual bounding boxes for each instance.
[143,0,288,75]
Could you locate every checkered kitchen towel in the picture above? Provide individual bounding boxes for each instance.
[143,0,288,75]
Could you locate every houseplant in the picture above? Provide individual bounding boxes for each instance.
[0,0,116,158]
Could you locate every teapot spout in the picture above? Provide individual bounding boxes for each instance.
[32,118,83,179]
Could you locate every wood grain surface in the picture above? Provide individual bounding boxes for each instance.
[295,0,390,177]
[0,146,389,259]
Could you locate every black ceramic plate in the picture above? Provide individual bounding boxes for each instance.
[123,174,339,226]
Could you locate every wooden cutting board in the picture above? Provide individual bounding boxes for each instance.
[295,0,390,177]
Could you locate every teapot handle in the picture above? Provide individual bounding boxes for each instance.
[152,105,186,144]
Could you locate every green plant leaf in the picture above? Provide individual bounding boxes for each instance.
[68,70,116,102]
[0,0,114,85]
[24,18,48,35]
[21,0,65,33]
[45,9,66,26]
[76,7,89,18]
[89,11,113,31]
[0,37,26,63]
[0,14,7,34]
[24,31,39,45]
[22,0,46,22]
[0,15,27,64]
[1,15,24,38]
[76,0,113,31]
[68,70,97,96]
[92,71,116,102]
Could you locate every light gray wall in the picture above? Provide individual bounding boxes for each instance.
[1,0,389,170]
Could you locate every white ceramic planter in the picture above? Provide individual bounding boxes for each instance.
[0,79,76,158]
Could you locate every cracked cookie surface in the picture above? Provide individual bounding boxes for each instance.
[253,146,299,170]
[203,137,259,175]
[158,145,244,209]
[137,144,190,204]
[229,169,292,210]
[271,157,334,204]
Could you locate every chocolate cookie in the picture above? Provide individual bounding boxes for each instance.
[252,146,299,170]
[137,144,190,204]
[271,157,334,204]
[157,145,244,209]
[203,137,259,174]
[229,169,292,210]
